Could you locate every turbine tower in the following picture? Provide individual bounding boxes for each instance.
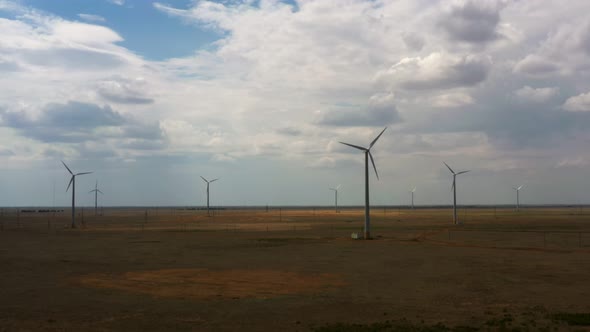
[410,187,416,209]
[443,162,469,225]
[62,161,92,228]
[339,127,387,239]
[200,176,219,217]
[89,181,103,216]
[513,185,523,211]
[329,185,341,213]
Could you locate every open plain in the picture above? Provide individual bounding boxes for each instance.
[1,207,590,331]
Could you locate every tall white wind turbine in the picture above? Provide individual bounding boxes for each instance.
[410,187,416,209]
[201,176,219,217]
[512,185,523,211]
[443,162,469,225]
[89,181,104,216]
[339,127,387,239]
[329,185,341,213]
[62,161,92,228]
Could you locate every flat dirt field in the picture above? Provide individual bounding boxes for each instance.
[1,207,590,331]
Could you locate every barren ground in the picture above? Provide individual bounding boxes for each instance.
[1,207,590,331]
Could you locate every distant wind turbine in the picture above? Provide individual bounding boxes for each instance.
[329,185,341,213]
[62,161,92,228]
[512,185,523,211]
[410,187,416,209]
[201,176,219,217]
[443,162,469,225]
[339,127,387,239]
[89,181,104,216]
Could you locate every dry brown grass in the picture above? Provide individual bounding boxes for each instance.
[2,207,590,331]
[76,268,345,299]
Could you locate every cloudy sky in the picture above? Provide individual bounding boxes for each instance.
[1,0,590,207]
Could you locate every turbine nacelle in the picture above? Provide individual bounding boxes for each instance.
[444,162,469,191]
[62,161,92,192]
[89,181,104,195]
[339,127,387,180]
[329,184,341,192]
[443,162,469,176]
[201,176,219,184]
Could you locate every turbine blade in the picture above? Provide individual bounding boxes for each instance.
[412,187,416,192]
[369,151,379,180]
[76,172,93,176]
[443,162,455,174]
[329,188,336,191]
[457,170,470,175]
[66,176,74,192]
[336,184,341,190]
[200,176,208,183]
[369,127,387,149]
[61,161,73,175]
[518,185,523,190]
[89,190,95,193]
[210,178,219,182]
[339,141,367,151]
[98,190,104,194]
[451,179,455,192]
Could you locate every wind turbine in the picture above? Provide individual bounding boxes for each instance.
[329,185,341,213]
[512,185,523,211]
[89,181,103,216]
[200,176,219,217]
[410,187,416,209]
[443,162,469,225]
[62,161,92,228]
[339,127,387,239]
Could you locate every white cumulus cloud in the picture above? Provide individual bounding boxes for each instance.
[376,53,492,91]
[431,92,475,108]
[515,86,559,103]
[563,92,590,112]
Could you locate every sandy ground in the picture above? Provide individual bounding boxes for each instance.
[1,207,590,331]
[76,268,345,300]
